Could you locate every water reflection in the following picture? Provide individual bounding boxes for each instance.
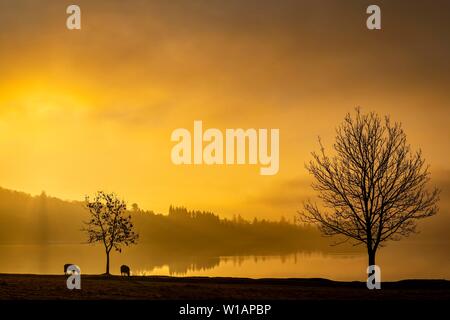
[0,242,448,281]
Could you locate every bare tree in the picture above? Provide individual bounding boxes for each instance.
[299,109,439,268]
[83,191,139,275]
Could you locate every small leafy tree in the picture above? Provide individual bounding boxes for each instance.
[83,191,139,275]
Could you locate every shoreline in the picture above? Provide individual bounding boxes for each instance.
[1,274,449,300]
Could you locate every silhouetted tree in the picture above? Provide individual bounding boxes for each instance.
[299,109,439,269]
[131,203,140,213]
[83,191,138,275]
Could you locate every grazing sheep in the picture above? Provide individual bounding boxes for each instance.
[120,265,130,276]
[64,263,73,274]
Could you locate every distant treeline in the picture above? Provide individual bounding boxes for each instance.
[133,206,333,255]
[0,188,86,244]
[0,187,348,254]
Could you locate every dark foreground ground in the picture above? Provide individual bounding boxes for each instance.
[0,274,449,300]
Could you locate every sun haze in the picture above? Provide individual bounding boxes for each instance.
[0,0,449,220]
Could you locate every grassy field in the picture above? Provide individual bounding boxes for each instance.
[0,274,449,300]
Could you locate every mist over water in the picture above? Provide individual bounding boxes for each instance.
[1,187,449,281]
[0,242,448,281]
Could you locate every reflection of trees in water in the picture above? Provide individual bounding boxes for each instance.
[222,251,316,268]
[128,246,364,276]
[168,256,221,275]
[132,252,221,275]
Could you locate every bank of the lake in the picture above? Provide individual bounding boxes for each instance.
[0,274,449,300]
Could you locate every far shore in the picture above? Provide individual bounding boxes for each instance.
[0,273,449,300]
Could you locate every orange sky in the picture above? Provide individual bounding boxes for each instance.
[0,0,449,219]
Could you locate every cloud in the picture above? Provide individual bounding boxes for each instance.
[94,102,174,127]
[247,169,450,235]
[0,0,449,221]
[246,176,313,210]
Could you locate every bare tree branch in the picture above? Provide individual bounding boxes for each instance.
[298,108,440,266]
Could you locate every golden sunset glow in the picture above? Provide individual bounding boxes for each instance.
[0,0,449,222]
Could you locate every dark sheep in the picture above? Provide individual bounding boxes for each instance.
[120,265,130,276]
[64,264,73,274]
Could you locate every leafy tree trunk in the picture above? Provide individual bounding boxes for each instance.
[83,191,139,276]
[106,250,110,275]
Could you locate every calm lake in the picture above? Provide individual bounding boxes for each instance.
[0,242,448,281]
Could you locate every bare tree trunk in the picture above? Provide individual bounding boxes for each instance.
[368,250,376,266]
[368,249,376,278]
[106,250,110,275]
[300,109,440,275]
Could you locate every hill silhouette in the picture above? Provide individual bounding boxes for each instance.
[0,187,338,255]
[0,186,448,276]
